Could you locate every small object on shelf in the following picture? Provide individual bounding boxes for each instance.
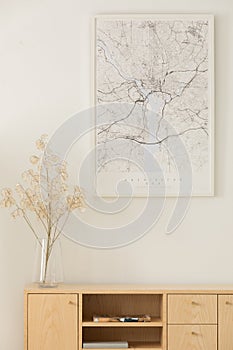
[93,315,119,322]
[119,316,151,322]
[93,315,151,322]
[83,341,129,349]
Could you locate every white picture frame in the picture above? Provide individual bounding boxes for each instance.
[93,14,214,197]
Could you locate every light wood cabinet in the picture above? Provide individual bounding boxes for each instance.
[27,294,78,350]
[24,285,233,350]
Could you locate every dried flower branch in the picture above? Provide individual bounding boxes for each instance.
[1,135,85,283]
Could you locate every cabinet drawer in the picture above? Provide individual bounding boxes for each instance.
[168,294,217,324]
[168,325,217,350]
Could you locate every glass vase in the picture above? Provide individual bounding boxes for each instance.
[32,237,63,288]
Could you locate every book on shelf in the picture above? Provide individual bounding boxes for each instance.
[93,315,151,322]
[83,341,129,349]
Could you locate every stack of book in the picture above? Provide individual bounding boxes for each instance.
[93,314,151,323]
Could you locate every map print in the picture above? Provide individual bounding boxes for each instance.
[95,16,213,196]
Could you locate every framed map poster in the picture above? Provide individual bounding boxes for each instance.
[94,14,214,197]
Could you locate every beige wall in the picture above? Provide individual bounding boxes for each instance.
[0,0,233,348]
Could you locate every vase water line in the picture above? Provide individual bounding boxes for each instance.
[33,237,63,287]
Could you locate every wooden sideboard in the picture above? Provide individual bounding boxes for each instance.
[24,284,233,350]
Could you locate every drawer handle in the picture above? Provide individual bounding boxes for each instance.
[191,301,199,306]
[191,331,198,336]
[68,301,76,305]
[226,301,232,305]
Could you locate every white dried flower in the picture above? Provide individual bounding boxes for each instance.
[1,188,13,197]
[1,134,85,264]
[11,208,23,219]
[36,138,46,150]
[30,155,40,164]
[1,197,15,208]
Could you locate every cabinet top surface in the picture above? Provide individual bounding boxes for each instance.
[24,284,233,294]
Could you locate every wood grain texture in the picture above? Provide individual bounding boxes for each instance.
[168,325,217,350]
[82,318,162,327]
[168,294,217,324]
[218,295,233,350]
[24,284,233,294]
[129,342,161,350]
[161,295,166,350]
[28,294,78,350]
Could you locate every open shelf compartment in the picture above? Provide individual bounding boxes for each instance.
[82,294,163,324]
[82,327,163,350]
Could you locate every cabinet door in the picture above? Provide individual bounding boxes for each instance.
[219,295,233,350]
[28,294,78,350]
